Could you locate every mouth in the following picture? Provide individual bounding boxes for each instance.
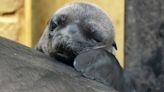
[50,43,77,66]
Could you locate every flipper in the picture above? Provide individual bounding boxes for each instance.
[74,49,136,92]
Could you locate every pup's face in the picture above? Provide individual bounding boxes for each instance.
[36,3,115,65]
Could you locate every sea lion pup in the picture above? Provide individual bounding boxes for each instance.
[36,2,136,92]
[36,2,116,65]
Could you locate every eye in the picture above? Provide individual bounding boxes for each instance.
[49,15,67,31]
[58,15,67,25]
[49,20,57,31]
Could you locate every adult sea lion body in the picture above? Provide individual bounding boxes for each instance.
[36,2,136,92]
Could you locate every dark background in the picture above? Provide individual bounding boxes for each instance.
[125,0,164,91]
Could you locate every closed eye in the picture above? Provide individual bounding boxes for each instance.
[91,29,103,42]
[92,33,102,42]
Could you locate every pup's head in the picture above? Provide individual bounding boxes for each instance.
[36,3,116,65]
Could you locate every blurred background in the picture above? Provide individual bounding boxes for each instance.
[0,0,124,66]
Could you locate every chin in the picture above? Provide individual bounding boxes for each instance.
[50,42,79,66]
